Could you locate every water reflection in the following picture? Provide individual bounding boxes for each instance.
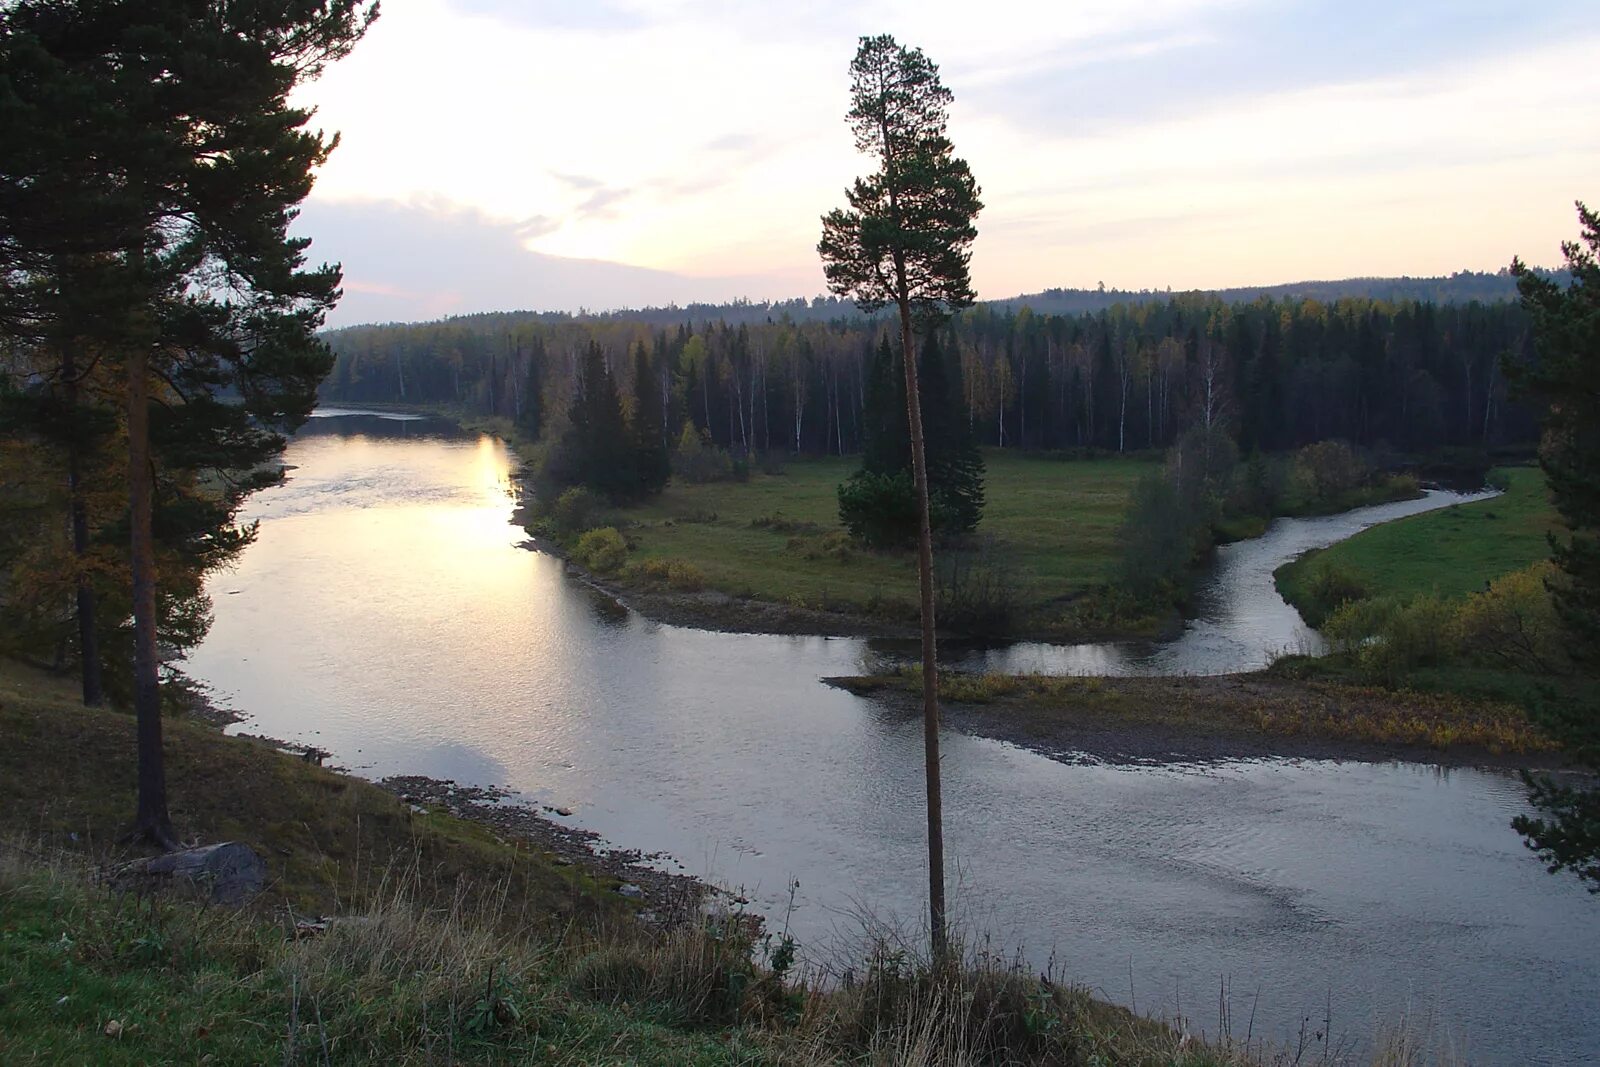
[866,487,1493,678]
[184,413,1598,1066]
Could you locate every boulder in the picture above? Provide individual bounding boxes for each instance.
[113,841,266,905]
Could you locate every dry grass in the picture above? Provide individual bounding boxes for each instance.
[840,667,1552,757]
[0,658,623,921]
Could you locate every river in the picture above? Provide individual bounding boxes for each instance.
[184,411,1599,1065]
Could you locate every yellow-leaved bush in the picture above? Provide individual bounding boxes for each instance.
[1322,560,1567,680]
[1449,561,1566,673]
[572,527,627,575]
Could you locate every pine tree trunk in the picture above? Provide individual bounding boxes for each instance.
[61,345,104,707]
[127,345,177,849]
[897,285,946,963]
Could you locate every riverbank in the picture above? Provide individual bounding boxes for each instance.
[0,658,706,926]
[550,450,1175,642]
[1275,465,1557,624]
[0,657,1277,1066]
[827,668,1559,768]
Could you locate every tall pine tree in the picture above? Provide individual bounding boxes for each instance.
[1,0,376,846]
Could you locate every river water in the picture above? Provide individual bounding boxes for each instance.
[185,412,1599,1065]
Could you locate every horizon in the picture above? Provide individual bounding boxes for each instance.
[320,265,1549,333]
[293,1,1599,327]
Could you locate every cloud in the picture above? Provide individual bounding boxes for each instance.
[550,172,606,192]
[444,0,643,32]
[968,0,1595,136]
[296,196,810,327]
[293,0,1600,304]
[575,187,634,220]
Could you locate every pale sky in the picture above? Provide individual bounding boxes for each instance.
[292,0,1600,327]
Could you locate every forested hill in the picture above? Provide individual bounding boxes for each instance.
[322,268,1561,338]
[994,269,1568,317]
[322,290,1539,462]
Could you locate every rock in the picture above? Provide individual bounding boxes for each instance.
[113,842,266,906]
[616,882,644,900]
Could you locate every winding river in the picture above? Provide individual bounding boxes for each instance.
[185,411,1599,1065]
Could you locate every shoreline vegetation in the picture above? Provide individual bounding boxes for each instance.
[385,403,1430,645]
[2,663,1335,1066]
[311,404,1561,768]
[1275,465,1560,626]
[826,668,1558,769]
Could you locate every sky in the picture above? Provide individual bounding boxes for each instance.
[291,0,1600,327]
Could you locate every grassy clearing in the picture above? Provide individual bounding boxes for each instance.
[1275,466,1560,615]
[836,668,1552,757]
[596,451,1152,625]
[0,659,619,922]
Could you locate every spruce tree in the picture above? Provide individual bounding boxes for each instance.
[1507,201,1600,890]
[859,334,909,476]
[630,341,670,496]
[842,330,983,542]
[557,341,635,502]
[921,330,984,534]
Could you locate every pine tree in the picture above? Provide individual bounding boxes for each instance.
[1,0,376,847]
[818,33,982,960]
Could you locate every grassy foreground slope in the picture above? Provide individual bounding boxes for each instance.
[616,451,1151,619]
[0,659,615,921]
[0,659,1265,1065]
[1276,466,1560,612]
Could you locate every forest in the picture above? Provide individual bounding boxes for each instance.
[323,291,1541,464]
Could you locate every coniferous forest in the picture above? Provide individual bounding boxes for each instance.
[322,292,1541,463]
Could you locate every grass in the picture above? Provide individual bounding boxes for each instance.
[0,845,1287,1066]
[0,659,1287,1066]
[1275,466,1561,613]
[835,668,1552,757]
[0,658,621,922]
[597,451,1153,626]
[2,660,1486,1064]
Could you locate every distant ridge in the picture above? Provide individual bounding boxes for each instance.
[323,268,1566,335]
[991,269,1568,316]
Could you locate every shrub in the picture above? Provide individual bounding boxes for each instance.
[1117,470,1206,600]
[1451,561,1567,673]
[671,422,745,484]
[571,527,627,574]
[1299,564,1370,626]
[621,557,707,593]
[837,470,919,548]
[936,540,1020,635]
[552,486,600,536]
[786,530,854,562]
[1325,594,1457,682]
[751,512,822,535]
[1385,472,1421,500]
[1294,439,1369,504]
